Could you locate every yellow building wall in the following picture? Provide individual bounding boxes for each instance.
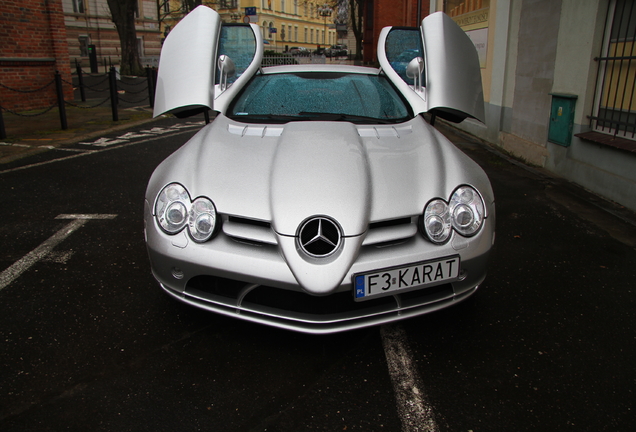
[601,41,636,111]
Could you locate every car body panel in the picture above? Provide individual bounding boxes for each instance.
[145,114,493,238]
[153,6,263,117]
[378,12,485,122]
[153,6,220,117]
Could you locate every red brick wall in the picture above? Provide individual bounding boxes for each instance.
[363,0,430,64]
[0,0,73,111]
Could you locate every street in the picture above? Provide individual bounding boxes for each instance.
[1,116,635,431]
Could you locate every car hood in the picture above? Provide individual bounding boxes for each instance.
[147,115,492,237]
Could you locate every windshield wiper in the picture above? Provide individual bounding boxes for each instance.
[228,114,301,122]
[297,112,397,124]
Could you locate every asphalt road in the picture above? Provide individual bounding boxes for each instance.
[1,116,635,431]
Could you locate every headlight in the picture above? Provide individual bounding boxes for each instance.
[156,183,190,233]
[155,183,218,242]
[449,186,484,236]
[423,199,452,243]
[188,197,217,242]
[422,186,485,243]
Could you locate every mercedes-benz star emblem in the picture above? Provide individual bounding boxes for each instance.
[298,217,341,257]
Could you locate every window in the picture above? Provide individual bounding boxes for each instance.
[137,37,144,57]
[281,0,285,13]
[228,72,412,124]
[384,28,424,86]
[217,25,257,86]
[294,0,298,15]
[219,0,238,8]
[79,36,89,57]
[591,0,636,139]
[72,0,84,14]
[162,1,170,14]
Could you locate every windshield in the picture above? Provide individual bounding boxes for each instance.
[227,72,412,124]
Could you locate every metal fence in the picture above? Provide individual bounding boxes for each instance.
[591,0,636,139]
[0,65,157,140]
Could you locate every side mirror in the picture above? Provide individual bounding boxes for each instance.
[218,55,236,91]
[406,57,424,92]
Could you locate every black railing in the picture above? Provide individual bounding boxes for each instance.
[0,65,157,139]
[591,0,636,139]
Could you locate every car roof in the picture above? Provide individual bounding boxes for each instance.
[260,64,381,76]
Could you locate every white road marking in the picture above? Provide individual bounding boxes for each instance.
[0,127,197,174]
[381,324,439,432]
[79,137,129,147]
[79,122,205,146]
[0,214,117,291]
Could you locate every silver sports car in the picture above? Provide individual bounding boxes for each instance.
[144,6,495,334]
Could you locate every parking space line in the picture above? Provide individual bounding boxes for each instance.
[381,324,439,432]
[0,214,117,291]
[0,127,197,175]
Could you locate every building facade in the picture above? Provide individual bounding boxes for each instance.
[160,1,343,53]
[435,0,636,212]
[0,0,73,111]
[63,0,162,71]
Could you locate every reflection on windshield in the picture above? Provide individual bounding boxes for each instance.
[228,72,412,124]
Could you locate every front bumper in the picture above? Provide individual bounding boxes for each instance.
[145,202,494,334]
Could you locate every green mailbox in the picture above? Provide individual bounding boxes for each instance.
[548,93,577,147]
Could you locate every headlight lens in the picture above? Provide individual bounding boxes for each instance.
[423,186,486,243]
[156,183,190,233]
[155,184,217,242]
[424,199,452,243]
[449,186,485,236]
[188,198,217,242]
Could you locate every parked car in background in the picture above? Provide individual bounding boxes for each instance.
[289,46,309,56]
[325,44,348,57]
[147,6,493,334]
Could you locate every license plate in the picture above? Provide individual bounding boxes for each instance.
[353,256,460,301]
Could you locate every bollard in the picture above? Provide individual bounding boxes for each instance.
[109,67,119,121]
[146,67,155,108]
[55,71,68,130]
[76,60,86,102]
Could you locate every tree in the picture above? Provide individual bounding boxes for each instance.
[107,0,144,76]
[330,0,364,60]
[349,0,364,61]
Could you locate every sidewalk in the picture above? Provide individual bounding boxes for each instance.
[0,102,156,164]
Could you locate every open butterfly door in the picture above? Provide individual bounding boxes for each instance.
[378,12,485,123]
[153,6,263,118]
